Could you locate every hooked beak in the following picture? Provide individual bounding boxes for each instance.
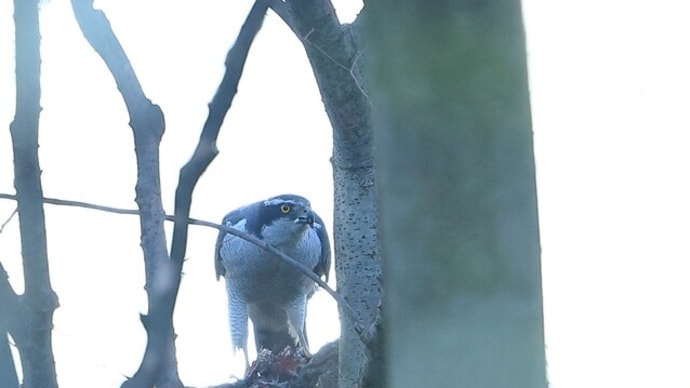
[295,209,315,226]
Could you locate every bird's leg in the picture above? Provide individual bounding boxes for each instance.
[286,297,311,357]
[242,346,250,372]
[298,334,312,358]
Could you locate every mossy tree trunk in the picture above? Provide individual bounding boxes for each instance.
[367,1,548,387]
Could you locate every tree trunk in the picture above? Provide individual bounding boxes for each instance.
[8,1,60,387]
[283,2,382,387]
[367,1,548,387]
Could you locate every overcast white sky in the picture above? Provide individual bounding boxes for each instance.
[1,1,689,387]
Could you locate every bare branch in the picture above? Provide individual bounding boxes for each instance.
[71,0,158,114]
[71,0,175,386]
[162,1,272,383]
[9,0,60,386]
[168,0,270,293]
[0,193,140,216]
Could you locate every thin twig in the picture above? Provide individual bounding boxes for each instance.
[0,208,18,233]
[268,2,345,70]
[268,0,369,101]
[0,193,140,216]
[349,49,369,100]
[0,192,367,337]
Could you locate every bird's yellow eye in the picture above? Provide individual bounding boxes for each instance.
[280,204,291,214]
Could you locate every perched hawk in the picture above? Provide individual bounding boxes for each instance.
[215,194,331,369]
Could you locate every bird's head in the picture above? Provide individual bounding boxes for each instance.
[254,194,315,246]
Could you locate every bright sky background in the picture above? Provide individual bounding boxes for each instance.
[1,1,689,387]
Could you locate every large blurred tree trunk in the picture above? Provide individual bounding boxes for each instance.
[367,1,548,387]
[283,2,382,387]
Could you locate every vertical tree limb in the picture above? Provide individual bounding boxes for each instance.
[128,0,269,384]
[163,0,270,382]
[8,0,60,387]
[70,1,176,386]
[170,0,269,286]
[72,0,271,386]
[278,2,382,387]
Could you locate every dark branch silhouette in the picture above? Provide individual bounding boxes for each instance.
[71,0,176,386]
[161,0,272,385]
[168,0,270,330]
[5,1,60,387]
[71,0,285,386]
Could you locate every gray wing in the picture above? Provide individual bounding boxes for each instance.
[214,205,252,281]
[311,211,331,282]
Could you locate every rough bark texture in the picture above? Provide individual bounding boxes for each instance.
[7,1,60,387]
[283,1,382,387]
[367,1,548,387]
